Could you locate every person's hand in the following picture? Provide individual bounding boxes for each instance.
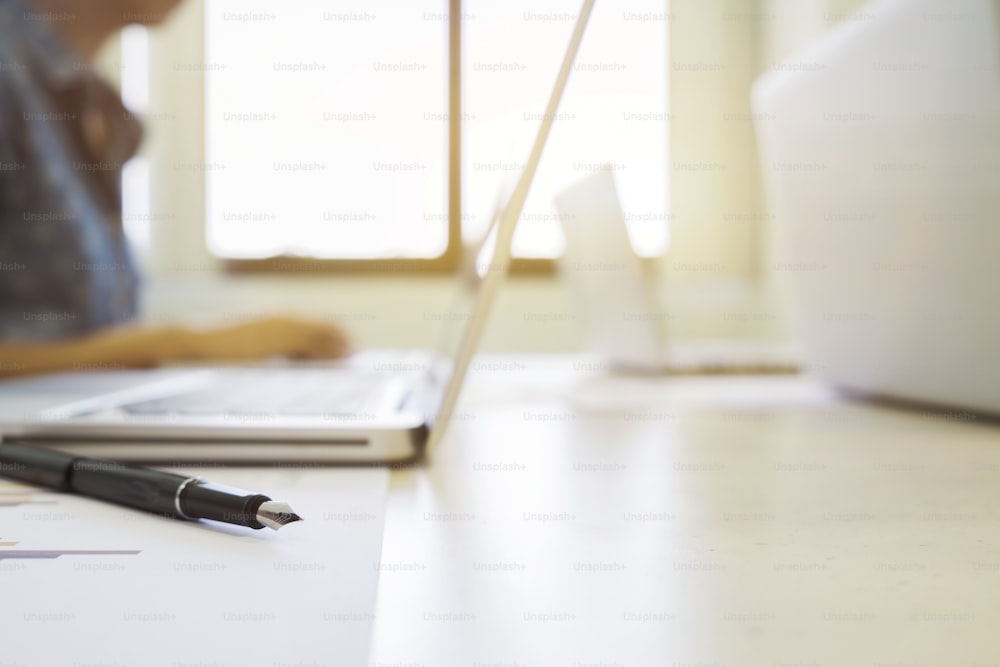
[1,316,352,378]
[74,317,351,370]
[179,316,352,362]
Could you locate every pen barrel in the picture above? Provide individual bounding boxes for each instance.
[179,482,270,529]
[68,460,188,520]
[1,444,277,530]
[0,444,75,489]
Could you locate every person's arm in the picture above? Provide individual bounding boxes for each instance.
[0,317,352,379]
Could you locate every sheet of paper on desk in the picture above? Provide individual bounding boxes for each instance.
[0,466,388,666]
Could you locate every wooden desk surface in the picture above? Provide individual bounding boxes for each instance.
[371,357,1000,667]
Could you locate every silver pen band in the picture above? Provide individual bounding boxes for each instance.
[173,477,202,520]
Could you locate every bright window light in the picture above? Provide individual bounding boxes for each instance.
[122,157,152,253]
[119,25,152,256]
[203,1,669,260]
[120,25,150,113]
[204,1,448,259]
[464,0,670,257]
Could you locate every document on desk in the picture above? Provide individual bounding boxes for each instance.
[0,466,388,666]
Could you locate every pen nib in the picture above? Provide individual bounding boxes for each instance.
[256,501,303,531]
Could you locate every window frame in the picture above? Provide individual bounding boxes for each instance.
[200,0,556,276]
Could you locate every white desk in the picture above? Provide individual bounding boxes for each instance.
[3,356,999,666]
[370,356,1000,666]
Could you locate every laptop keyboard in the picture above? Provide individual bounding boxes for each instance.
[121,370,391,418]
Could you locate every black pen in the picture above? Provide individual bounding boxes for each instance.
[0,444,303,531]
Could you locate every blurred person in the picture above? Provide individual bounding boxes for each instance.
[0,0,350,378]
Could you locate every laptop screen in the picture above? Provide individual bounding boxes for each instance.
[422,0,597,453]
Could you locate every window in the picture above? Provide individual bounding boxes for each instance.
[464,0,669,258]
[204,1,449,260]
[200,0,669,264]
[119,25,153,257]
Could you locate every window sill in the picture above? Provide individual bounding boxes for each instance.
[139,270,789,353]
[222,255,557,277]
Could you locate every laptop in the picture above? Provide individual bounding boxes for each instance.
[0,1,598,463]
[554,168,800,375]
[752,0,1000,415]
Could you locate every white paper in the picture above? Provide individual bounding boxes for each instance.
[0,467,389,666]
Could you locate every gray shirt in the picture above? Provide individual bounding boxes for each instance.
[0,0,141,341]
